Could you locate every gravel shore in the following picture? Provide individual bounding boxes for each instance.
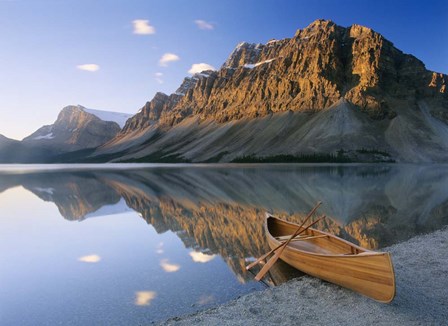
[159,227,448,325]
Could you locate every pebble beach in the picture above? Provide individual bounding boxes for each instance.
[159,227,448,325]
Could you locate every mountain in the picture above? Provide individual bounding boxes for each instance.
[23,105,131,151]
[0,134,18,148]
[0,134,55,163]
[90,19,448,163]
[0,105,132,163]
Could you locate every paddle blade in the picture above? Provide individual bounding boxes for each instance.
[254,244,287,281]
[245,249,274,270]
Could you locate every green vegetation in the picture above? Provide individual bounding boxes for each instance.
[54,146,395,164]
[231,151,352,163]
[53,148,101,163]
[356,148,391,157]
[203,151,229,163]
[120,150,191,163]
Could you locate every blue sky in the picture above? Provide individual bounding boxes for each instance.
[1,0,447,140]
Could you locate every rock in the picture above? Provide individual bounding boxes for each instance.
[0,105,133,162]
[118,19,447,133]
[32,19,448,163]
[23,105,122,151]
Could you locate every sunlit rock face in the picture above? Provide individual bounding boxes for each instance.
[149,19,445,124]
[96,19,448,163]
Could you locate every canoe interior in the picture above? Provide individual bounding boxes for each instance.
[266,215,396,303]
[267,216,368,255]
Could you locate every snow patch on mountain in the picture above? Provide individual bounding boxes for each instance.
[83,108,132,128]
[33,187,55,195]
[33,133,55,140]
[243,58,276,69]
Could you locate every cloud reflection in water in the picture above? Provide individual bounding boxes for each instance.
[156,242,164,254]
[189,251,216,263]
[78,254,101,263]
[160,259,180,272]
[135,291,157,306]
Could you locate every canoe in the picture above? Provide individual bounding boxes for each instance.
[264,213,396,303]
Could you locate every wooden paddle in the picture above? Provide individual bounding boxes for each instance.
[254,214,326,281]
[245,201,322,271]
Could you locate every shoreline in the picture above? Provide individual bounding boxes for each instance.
[158,227,448,325]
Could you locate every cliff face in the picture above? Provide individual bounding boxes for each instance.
[179,20,444,123]
[95,19,448,163]
[119,73,208,135]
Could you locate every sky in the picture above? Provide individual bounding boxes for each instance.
[0,0,447,140]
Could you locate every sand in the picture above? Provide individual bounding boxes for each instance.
[158,227,448,325]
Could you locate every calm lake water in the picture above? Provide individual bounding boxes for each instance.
[1,163,448,325]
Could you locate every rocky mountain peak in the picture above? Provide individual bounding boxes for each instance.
[55,105,97,129]
[349,23,374,38]
[222,41,264,69]
[293,19,341,39]
[122,19,445,129]
[120,91,182,135]
[175,76,200,96]
[118,71,218,136]
[90,19,448,164]
[298,18,335,32]
[23,104,123,150]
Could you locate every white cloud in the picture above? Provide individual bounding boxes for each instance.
[135,291,156,306]
[77,64,100,72]
[154,72,163,84]
[189,251,216,263]
[194,20,215,30]
[133,19,156,35]
[78,254,101,263]
[160,259,180,272]
[188,63,216,74]
[159,53,180,67]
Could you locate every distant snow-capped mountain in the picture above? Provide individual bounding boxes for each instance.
[22,105,131,151]
[0,105,132,162]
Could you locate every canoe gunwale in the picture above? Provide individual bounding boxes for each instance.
[265,213,383,258]
[264,213,396,303]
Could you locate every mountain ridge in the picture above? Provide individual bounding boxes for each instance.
[1,19,447,163]
[116,19,446,132]
[0,105,131,163]
[90,19,448,163]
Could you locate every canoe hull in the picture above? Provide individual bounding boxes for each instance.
[265,216,395,303]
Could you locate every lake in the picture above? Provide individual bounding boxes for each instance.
[1,163,447,325]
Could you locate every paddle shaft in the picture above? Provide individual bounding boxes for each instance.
[245,202,322,271]
[279,234,328,242]
[254,215,326,281]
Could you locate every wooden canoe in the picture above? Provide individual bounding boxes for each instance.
[264,213,396,303]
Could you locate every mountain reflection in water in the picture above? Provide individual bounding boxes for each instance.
[1,164,448,283]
